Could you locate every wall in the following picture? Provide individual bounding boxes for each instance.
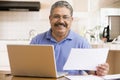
[0,12,49,40]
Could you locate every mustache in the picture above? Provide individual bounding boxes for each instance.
[54,22,67,28]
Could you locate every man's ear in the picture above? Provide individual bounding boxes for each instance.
[49,15,52,20]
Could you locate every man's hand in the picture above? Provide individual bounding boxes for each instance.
[96,63,109,76]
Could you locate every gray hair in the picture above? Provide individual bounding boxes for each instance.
[50,1,73,16]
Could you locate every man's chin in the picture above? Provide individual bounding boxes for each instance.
[56,29,66,33]
[56,30,67,36]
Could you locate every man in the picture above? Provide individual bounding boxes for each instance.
[30,1,109,76]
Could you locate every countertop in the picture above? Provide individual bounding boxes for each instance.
[91,42,120,51]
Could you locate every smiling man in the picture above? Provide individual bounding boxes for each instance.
[49,5,73,42]
[30,1,109,76]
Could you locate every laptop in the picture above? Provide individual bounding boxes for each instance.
[7,44,67,78]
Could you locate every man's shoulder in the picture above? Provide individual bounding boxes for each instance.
[36,31,48,37]
[30,31,49,44]
[70,31,85,40]
[70,31,89,43]
[32,31,48,40]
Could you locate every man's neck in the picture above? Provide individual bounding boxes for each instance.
[52,32,68,42]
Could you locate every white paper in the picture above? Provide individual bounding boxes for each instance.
[63,48,109,70]
[65,74,120,80]
[103,74,120,79]
[65,75,103,80]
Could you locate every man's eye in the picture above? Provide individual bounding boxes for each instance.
[52,15,71,20]
[53,16,60,19]
[63,16,71,20]
[63,16,69,19]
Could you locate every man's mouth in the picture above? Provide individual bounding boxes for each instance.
[54,23,67,28]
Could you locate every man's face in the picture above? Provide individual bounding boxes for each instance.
[49,7,73,37]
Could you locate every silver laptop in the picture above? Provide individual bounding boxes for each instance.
[7,44,67,78]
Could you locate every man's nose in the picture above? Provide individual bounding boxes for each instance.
[58,17,64,22]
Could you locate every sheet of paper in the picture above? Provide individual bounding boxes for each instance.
[65,75,103,80]
[63,48,109,70]
[65,74,120,80]
[103,74,120,79]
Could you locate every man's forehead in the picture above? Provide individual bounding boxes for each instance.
[51,7,71,15]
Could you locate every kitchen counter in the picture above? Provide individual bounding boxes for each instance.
[91,42,120,51]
